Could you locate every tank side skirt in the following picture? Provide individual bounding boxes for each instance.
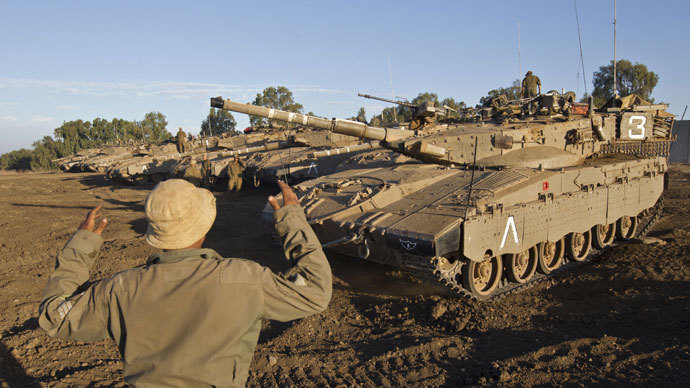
[462,173,664,261]
[429,193,664,301]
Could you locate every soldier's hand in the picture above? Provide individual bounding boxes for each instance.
[78,206,108,236]
[268,181,299,211]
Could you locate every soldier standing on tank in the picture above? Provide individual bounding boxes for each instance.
[521,71,542,115]
[521,71,541,98]
[226,155,245,192]
[176,128,188,153]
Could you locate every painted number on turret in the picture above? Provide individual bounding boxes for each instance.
[500,216,519,249]
[628,115,646,139]
[620,113,650,141]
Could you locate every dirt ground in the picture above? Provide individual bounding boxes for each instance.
[0,167,688,387]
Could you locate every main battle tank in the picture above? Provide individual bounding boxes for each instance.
[217,93,674,300]
[195,97,390,187]
[54,145,140,172]
[54,147,106,171]
[104,137,219,184]
[103,132,278,184]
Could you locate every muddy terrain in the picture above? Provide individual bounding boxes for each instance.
[0,167,688,387]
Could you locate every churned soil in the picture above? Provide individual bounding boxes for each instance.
[0,167,688,387]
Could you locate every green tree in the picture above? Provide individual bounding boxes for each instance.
[591,59,659,107]
[200,108,237,136]
[479,80,521,106]
[0,148,34,170]
[411,92,439,105]
[351,107,367,123]
[369,106,398,126]
[369,92,457,125]
[249,86,304,127]
[54,119,94,153]
[440,97,467,115]
[91,118,112,144]
[30,136,61,170]
[139,112,171,142]
[110,118,142,143]
[1,112,176,171]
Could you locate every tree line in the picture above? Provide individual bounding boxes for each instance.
[1,58,659,171]
[0,112,170,170]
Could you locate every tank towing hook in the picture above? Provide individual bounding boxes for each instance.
[321,231,371,259]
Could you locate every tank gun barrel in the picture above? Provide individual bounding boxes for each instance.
[211,97,415,142]
[358,93,455,118]
[221,141,284,157]
[357,93,417,108]
[309,142,378,158]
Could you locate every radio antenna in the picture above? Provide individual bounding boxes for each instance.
[613,0,618,98]
[517,20,522,79]
[387,55,398,123]
[574,0,588,95]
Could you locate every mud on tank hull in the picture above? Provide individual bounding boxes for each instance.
[278,155,666,300]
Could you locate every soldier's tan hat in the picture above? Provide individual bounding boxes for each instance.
[144,179,216,249]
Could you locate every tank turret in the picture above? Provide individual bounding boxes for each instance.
[212,96,673,170]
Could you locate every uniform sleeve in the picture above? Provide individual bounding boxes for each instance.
[38,230,111,341]
[262,205,332,321]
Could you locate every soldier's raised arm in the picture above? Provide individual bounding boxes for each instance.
[261,181,332,321]
[38,206,111,340]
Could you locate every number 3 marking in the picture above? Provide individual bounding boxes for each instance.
[628,115,646,139]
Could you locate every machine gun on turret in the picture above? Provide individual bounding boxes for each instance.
[358,93,457,129]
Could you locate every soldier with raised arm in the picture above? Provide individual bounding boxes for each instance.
[38,179,332,387]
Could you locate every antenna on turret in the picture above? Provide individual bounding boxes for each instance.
[613,0,618,98]
[574,0,588,96]
[387,55,398,123]
[517,20,522,79]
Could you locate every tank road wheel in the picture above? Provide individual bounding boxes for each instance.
[592,223,616,249]
[565,230,591,262]
[462,256,503,300]
[504,245,538,284]
[538,239,564,274]
[616,216,637,240]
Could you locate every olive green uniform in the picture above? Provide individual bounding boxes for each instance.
[176,130,188,153]
[521,74,541,98]
[226,160,244,192]
[182,165,203,186]
[38,205,332,388]
[201,159,212,188]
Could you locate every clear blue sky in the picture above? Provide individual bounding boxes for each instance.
[1,0,688,154]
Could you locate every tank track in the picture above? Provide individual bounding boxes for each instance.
[426,196,664,301]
